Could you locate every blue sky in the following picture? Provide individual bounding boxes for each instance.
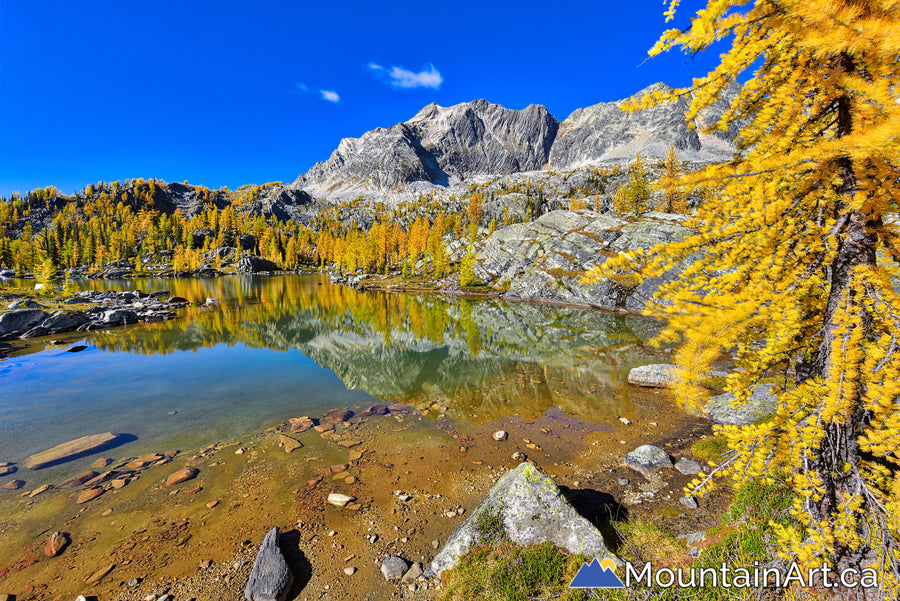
[0,0,722,198]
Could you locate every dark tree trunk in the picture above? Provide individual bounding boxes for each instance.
[795,52,878,572]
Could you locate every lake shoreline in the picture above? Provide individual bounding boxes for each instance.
[0,395,724,601]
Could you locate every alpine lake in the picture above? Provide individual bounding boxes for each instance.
[0,274,713,600]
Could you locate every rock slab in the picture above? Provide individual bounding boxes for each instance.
[278,434,302,453]
[624,445,673,477]
[23,432,119,470]
[244,527,293,601]
[424,461,617,578]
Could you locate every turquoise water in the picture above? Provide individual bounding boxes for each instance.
[0,274,668,480]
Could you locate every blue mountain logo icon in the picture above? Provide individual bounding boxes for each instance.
[569,558,625,588]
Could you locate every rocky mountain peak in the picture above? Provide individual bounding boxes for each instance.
[292,82,741,203]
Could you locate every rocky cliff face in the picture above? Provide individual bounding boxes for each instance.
[292,83,741,203]
[473,209,694,311]
[548,82,737,168]
[293,99,558,200]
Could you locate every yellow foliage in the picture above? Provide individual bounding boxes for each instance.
[586,0,900,591]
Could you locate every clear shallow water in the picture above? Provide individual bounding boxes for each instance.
[0,274,669,478]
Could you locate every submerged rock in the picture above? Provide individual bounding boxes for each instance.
[624,445,672,477]
[44,531,69,557]
[84,563,115,585]
[356,404,389,418]
[76,487,104,504]
[165,467,199,486]
[424,462,617,578]
[289,417,315,433]
[321,409,353,423]
[59,471,99,488]
[244,527,293,601]
[278,434,302,453]
[23,432,119,470]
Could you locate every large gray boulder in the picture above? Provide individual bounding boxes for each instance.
[245,527,293,601]
[424,462,617,578]
[704,384,777,425]
[627,364,681,387]
[624,445,673,477]
[627,363,729,388]
[0,309,47,339]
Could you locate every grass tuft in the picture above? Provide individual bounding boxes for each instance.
[440,542,590,601]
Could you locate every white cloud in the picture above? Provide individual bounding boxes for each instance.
[368,63,443,89]
[294,82,308,93]
[320,89,340,103]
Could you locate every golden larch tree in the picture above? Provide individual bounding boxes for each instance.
[585,0,900,593]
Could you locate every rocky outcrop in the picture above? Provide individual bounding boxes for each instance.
[245,527,293,601]
[0,309,47,340]
[20,311,89,338]
[474,209,692,311]
[0,289,186,343]
[236,256,279,273]
[424,462,617,578]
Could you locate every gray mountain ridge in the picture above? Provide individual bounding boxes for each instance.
[290,81,741,203]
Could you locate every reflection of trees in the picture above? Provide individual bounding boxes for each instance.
[83,275,669,422]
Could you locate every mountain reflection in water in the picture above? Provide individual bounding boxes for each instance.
[0,274,676,466]
[79,274,670,424]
